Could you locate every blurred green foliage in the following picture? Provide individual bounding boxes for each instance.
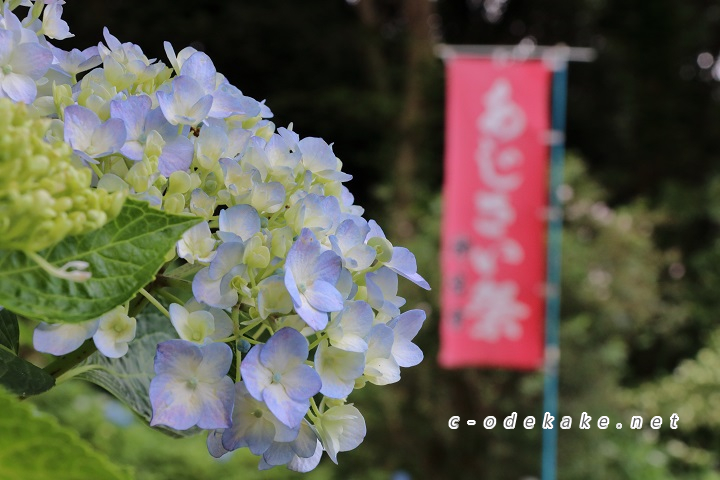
[0,387,131,480]
[30,382,334,480]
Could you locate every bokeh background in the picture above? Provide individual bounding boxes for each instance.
[27,0,720,478]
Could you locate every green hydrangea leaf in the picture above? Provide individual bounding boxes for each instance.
[0,309,19,353]
[0,198,201,323]
[77,306,201,437]
[0,347,55,398]
[0,387,132,480]
[0,310,55,397]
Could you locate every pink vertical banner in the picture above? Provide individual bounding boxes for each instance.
[439,58,552,370]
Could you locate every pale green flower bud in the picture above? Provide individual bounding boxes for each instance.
[126,162,151,193]
[270,226,293,259]
[367,237,393,263]
[243,233,271,269]
[167,171,193,196]
[163,192,186,214]
[53,83,74,117]
[189,189,216,220]
[0,98,126,252]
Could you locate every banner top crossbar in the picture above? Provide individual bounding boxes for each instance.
[435,43,596,67]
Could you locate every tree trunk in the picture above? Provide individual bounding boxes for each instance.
[391,0,435,242]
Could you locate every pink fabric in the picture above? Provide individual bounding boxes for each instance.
[439,58,551,370]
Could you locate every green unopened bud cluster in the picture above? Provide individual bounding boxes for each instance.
[0,98,126,252]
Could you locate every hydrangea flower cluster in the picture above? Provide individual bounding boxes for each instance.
[0,97,125,253]
[15,0,430,472]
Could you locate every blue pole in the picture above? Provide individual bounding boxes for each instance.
[541,60,568,480]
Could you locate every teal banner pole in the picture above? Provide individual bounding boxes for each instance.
[541,59,568,480]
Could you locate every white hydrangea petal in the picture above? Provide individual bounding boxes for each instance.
[93,307,136,358]
[299,137,336,172]
[2,72,36,103]
[10,42,52,79]
[33,320,98,356]
[180,51,216,94]
[316,341,364,398]
[89,118,126,157]
[0,29,13,65]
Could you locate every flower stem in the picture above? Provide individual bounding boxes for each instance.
[238,318,264,337]
[43,339,98,379]
[232,307,242,382]
[310,397,321,417]
[215,335,239,343]
[138,287,170,318]
[308,334,325,350]
[156,288,185,306]
[90,162,104,179]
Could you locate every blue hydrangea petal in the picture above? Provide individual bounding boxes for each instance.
[294,295,329,331]
[263,442,295,466]
[262,383,308,429]
[304,280,344,313]
[158,135,193,176]
[211,83,261,118]
[284,266,304,310]
[389,309,426,368]
[186,94,214,125]
[244,416,276,455]
[292,422,319,458]
[366,219,386,240]
[110,95,151,148]
[285,228,319,280]
[149,373,202,430]
[280,364,322,402]
[154,339,202,376]
[386,247,431,290]
[63,105,100,151]
[259,327,308,373]
[288,440,323,472]
[192,267,238,309]
[196,342,233,380]
[207,429,229,458]
[367,324,394,359]
[219,204,261,241]
[89,118,126,157]
[240,344,272,401]
[208,242,245,280]
[310,250,342,285]
[196,375,234,429]
[180,51,216,94]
